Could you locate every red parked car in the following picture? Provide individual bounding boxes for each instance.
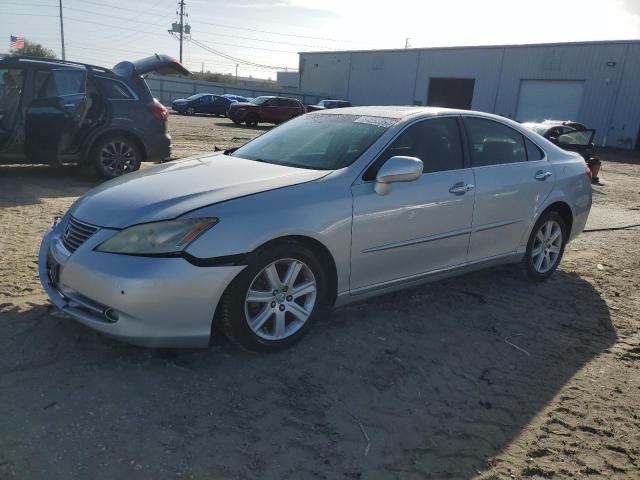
[227,96,306,126]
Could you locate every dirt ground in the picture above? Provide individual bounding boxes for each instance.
[1,115,639,480]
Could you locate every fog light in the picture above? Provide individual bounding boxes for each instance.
[104,308,119,323]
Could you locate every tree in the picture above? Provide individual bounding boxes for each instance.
[11,39,57,59]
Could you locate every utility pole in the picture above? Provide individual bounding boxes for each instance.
[178,0,185,63]
[235,64,239,84]
[404,38,411,49]
[59,0,66,60]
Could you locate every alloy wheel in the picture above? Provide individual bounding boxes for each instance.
[531,220,563,274]
[244,258,317,341]
[99,141,137,176]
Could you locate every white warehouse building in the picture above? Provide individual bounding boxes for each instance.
[298,40,640,149]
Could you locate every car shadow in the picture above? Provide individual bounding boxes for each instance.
[213,121,272,132]
[0,164,103,207]
[0,266,615,478]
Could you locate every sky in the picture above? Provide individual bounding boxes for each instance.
[1,0,639,79]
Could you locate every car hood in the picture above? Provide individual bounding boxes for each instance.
[230,102,256,108]
[70,153,330,229]
[172,98,188,103]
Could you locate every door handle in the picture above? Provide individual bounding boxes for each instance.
[535,170,553,181]
[63,102,76,108]
[449,182,475,195]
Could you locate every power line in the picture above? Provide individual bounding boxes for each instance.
[186,36,295,70]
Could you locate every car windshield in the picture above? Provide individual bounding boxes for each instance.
[250,96,270,105]
[186,94,205,100]
[231,114,395,170]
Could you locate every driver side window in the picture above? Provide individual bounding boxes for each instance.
[364,117,464,181]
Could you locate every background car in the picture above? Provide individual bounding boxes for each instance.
[172,93,235,116]
[306,99,352,112]
[522,120,601,183]
[227,96,306,126]
[223,94,250,103]
[39,107,592,352]
[0,54,189,178]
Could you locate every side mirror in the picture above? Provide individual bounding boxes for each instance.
[374,156,423,195]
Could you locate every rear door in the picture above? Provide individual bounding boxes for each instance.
[0,66,26,154]
[25,68,88,163]
[463,116,554,261]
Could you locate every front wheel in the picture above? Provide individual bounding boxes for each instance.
[92,135,142,179]
[219,242,328,352]
[186,106,195,115]
[523,211,567,281]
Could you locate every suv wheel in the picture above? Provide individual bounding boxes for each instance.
[523,210,567,281]
[245,114,259,127]
[92,135,142,179]
[219,242,328,352]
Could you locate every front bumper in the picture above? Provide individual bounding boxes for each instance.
[228,109,250,122]
[38,220,244,348]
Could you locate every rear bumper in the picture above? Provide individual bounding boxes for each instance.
[144,130,172,161]
[38,220,244,348]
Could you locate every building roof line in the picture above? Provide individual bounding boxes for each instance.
[298,39,640,55]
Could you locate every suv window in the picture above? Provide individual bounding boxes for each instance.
[465,117,526,167]
[364,117,464,180]
[37,69,85,98]
[95,77,134,100]
[0,68,25,131]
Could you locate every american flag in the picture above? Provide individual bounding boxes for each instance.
[10,35,25,49]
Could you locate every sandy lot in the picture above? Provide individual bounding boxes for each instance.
[1,115,639,479]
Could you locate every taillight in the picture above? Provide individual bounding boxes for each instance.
[149,100,169,121]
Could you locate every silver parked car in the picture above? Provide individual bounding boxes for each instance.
[39,107,592,351]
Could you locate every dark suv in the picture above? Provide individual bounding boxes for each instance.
[227,96,305,126]
[0,54,189,178]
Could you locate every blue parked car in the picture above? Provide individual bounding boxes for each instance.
[223,94,250,103]
[172,94,234,116]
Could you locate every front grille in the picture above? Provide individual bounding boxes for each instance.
[62,216,99,253]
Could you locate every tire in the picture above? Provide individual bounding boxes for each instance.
[245,114,259,127]
[186,106,195,115]
[92,135,142,179]
[523,210,567,281]
[219,241,329,352]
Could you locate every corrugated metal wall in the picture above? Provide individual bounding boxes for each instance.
[299,41,640,148]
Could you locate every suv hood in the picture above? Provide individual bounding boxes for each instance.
[113,54,190,78]
[70,153,330,228]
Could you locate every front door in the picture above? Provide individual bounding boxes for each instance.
[0,67,26,155]
[350,116,476,292]
[260,98,281,123]
[25,68,88,163]
[463,116,555,261]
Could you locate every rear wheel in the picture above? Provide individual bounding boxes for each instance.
[523,211,567,281]
[92,135,142,179]
[219,242,328,352]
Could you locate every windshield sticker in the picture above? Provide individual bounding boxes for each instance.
[353,116,396,127]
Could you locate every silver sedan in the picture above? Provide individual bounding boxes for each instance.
[39,107,592,351]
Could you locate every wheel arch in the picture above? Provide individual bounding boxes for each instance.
[84,129,148,164]
[250,235,339,307]
[541,201,574,238]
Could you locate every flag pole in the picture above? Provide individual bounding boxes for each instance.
[59,0,66,60]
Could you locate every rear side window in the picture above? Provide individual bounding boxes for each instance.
[525,137,544,160]
[96,77,134,100]
[364,117,464,180]
[465,117,527,167]
[37,69,85,98]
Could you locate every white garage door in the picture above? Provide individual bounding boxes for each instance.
[515,80,585,122]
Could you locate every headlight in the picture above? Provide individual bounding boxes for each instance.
[96,218,218,255]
